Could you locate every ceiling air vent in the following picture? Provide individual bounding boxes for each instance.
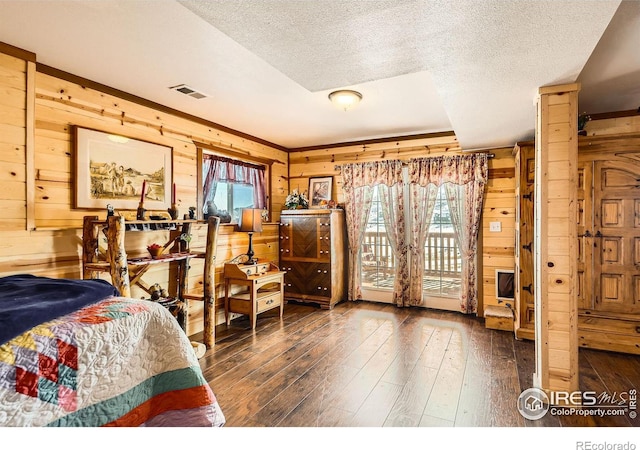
[169,84,208,99]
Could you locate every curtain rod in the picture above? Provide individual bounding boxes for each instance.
[334,153,495,171]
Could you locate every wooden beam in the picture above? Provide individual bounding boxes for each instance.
[25,61,36,231]
[288,131,457,153]
[0,41,36,62]
[535,83,580,396]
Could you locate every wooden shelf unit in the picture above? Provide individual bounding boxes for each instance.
[82,215,220,348]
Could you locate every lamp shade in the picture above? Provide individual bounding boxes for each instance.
[239,208,263,233]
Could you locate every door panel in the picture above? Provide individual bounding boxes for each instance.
[577,162,592,310]
[593,161,640,314]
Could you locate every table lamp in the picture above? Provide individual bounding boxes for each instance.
[239,208,263,264]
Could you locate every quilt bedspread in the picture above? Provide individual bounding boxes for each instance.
[0,297,225,427]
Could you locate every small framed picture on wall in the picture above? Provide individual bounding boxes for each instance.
[308,176,333,208]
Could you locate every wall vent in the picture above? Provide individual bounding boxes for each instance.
[169,84,208,99]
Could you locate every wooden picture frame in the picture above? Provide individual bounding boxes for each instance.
[308,176,333,208]
[74,126,173,210]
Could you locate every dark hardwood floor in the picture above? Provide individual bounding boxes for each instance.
[195,300,640,428]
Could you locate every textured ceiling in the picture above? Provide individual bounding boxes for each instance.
[179,0,433,92]
[0,0,637,150]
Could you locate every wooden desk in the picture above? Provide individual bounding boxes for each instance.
[224,262,285,330]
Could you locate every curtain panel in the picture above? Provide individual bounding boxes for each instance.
[408,153,488,313]
[408,154,489,187]
[340,160,405,302]
[408,183,438,306]
[340,154,487,312]
[202,154,267,210]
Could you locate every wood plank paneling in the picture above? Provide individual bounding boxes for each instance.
[535,83,579,394]
[0,48,288,336]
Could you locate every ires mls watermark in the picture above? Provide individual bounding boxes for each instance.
[517,387,637,420]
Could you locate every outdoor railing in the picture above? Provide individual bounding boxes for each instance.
[361,230,461,277]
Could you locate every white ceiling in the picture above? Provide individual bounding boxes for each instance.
[0,0,638,150]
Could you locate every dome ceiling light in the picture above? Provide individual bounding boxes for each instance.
[328,89,362,111]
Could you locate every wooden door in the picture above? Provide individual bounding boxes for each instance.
[591,160,640,314]
[515,143,536,339]
[577,162,593,311]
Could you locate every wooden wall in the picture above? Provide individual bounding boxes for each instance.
[288,135,517,317]
[0,50,28,231]
[0,44,288,336]
[583,113,640,136]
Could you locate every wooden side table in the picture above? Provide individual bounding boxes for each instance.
[223,262,285,329]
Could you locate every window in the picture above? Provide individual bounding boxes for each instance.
[202,154,266,223]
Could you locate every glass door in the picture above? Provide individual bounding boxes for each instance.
[359,182,462,310]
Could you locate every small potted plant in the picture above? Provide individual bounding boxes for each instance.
[578,112,591,136]
[284,189,309,210]
[147,243,163,259]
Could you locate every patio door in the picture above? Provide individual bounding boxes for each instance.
[360,183,462,310]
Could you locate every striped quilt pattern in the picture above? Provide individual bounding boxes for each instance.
[0,298,224,427]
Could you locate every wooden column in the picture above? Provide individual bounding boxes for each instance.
[82,215,100,279]
[534,83,580,395]
[106,215,131,297]
[203,216,220,348]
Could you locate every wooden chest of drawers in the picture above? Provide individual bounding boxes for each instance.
[279,209,347,309]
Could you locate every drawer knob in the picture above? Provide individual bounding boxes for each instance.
[320,250,324,254]
[317,286,322,290]
[324,270,328,274]
[318,270,322,273]
[266,299,273,305]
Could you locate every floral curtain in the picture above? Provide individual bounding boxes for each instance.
[379,182,409,306]
[409,153,488,312]
[340,160,404,301]
[407,182,438,306]
[202,154,266,211]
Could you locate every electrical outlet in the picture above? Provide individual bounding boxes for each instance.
[489,221,502,232]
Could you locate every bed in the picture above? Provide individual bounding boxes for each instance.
[0,274,225,427]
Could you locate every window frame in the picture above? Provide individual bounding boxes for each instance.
[196,144,271,222]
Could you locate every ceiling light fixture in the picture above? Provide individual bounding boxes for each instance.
[328,89,362,111]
